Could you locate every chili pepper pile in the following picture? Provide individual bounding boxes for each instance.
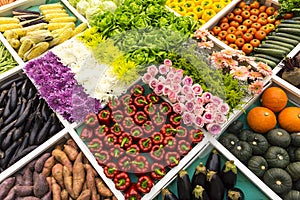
[80,83,205,198]
[0,75,63,172]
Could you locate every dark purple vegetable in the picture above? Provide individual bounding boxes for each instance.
[221,160,237,189]
[192,185,209,200]
[29,112,43,145]
[22,19,48,27]
[8,145,38,167]
[14,185,33,197]
[9,82,17,111]
[23,112,35,133]
[3,98,11,119]
[192,162,206,189]
[0,90,8,107]
[33,173,49,198]
[206,170,225,200]
[12,124,25,141]
[1,127,16,150]
[162,188,179,200]
[0,177,15,199]
[177,170,192,200]
[0,76,24,90]
[3,101,21,126]
[21,79,29,97]
[18,98,27,117]
[27,88,34,100]
[15,100,32,127]
[35,114,53,144]
[41,101,51,121]
[35,153,51,173]
[206,149,221,174]
[0,139,21,168]
[227,188,244,200]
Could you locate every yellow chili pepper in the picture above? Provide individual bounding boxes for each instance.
[200,0,213,9]
[193,5,204,18]
[198,19,206,26]
[176,6,187,15]
[220,0,231,5]
[186,12,198,20]
[212,2,225,13]
[202,8,216,21]
[184,1,195,12]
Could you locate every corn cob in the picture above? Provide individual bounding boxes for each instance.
[39,3,64,11]
[3,30,19,40]
[8,38,21,49]
[24,42,49,61]
[44,13,69,21]
[23,23,47,32]
[18,39,34,59]
[58,27,73,44]
[0,24,22,32]
[26,29,51,36]
[72,22,87,36]
[9,28,27,37]
[20,35,53,44]
[47,22,75,31]
[41,9,67,15]
[50,17,77,23]
[0,17,20,25]
[48,37,60,47]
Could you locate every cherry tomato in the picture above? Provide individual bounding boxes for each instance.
[250,8,260,16]
[233,15,243,24]
[209,30,215,36]
[242,43,253,55]
[241,10,251,19]
[237,1,247,8]
[250,39,260,47]
[242,5,251,11]
[258,12,268,19]
[233,7,242,15]
[250,1,260,9]
[230,21,240,28]
[257,17,268,25]
[247,27,257,35]
[229,43,239,50]
[284,13,293,19]
[250,15,258,22]
[227,12,235,20]
[220,17,229,23]
[259,5,267,12]
[234,30,244,38]
[237,25,248,33]
[255,30,267,40]
[226,33,237,43]
[235,37,245,48]
[275,20,281,26]
[267,15,276,23]
[218,30,228,39]
[220,22,230,30]
[266,23,275,32]
[251,22,261,30]
[213,26,222,35]
[266,6,275,15]
[243,19,253,27]
[243,32,253,42]
[227,26,236,34]
[259,25,271,34]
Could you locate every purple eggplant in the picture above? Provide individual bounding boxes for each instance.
[227,188,244,200]
[162,188,179,200]
[192,162,206,189]
[177,170,192,200]
[192,185,209,200]
[206,170,225,200]
[206,149,221,174]
[220,160,237,189]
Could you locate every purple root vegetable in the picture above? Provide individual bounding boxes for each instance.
[14,185,33,197]
[35,153,51,173]
[23,167,33,186]
[33,173,49,198]
[41,190,52,200]
[41,156,55,177]
[0,177,16,199]
[3,187,15,200]
[16,197,40,200]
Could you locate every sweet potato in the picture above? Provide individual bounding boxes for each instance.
[0,177,15,199]
[52,149,72,173]
[35,153,51,173]
[3,188,15,200]
[14,185,33,197]
[23,167,33,186]
[42,156,55,176]
[85,164,97,200]
[63,166,74,198]
[112,195,118,200]
[51,177,61,200]
[63,144,78,161]
[52,163,64,188]
[95,178,112,197]
[61,189,68,200]
[46,177,52,191]
[16,196,40,200]
[15,173,23,186]
[41,190,52,200]
[33,173,49,198]
[77,189,91,200]
[73,152,85,198]
[66,139,79,151]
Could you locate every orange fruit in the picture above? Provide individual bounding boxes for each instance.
[261,87,288,112]
[278,107,300,132]
[247,107,277,133]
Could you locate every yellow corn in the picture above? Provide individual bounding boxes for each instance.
[47,22,75,31]
[26,30,51,36]
[0,24,22,32]
[72,22,87,36]
[50,17,77,23]
[8,38,21,49]
[9,28,27,37]
[23,23,47,32]
[18,39,35,59]
[3,30,19,40]
[58,27,73,44]
[48,37,60,47]
[39,3,64,11]
[0,17,20,25]
[44,13,69,21]
[20,35,52,44]
[41,9,67,15]
[24,42,49,61]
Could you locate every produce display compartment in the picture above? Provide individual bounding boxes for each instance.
[0,68,65,175]
[218,79,300,199]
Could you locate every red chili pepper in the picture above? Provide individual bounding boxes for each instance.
[159,102,172,116]
[94,150,109,166]
[176,126,188,139]
[134,96,148,108]
[177,140,192,156]
[131,84,145,97]
[143,102,157,117]
[163,136,177,151]
[142,121,154,135]
[121,94,133,105]
[150,163,166,180]
[150,144,165,162]
[110,144,124,159]
[110,123,123,136]
[131,155,150,176]
[136,176,154,194]
[122,117,135,131]
[130,126,144,141]
[105,134,118,146]
[165,152,180,168]
[160,124,176,137]
[94,124,109,138]
[138,138,153,152]
[126,144,140,157]
[119,132,133,148]
[104,162,118,179]
[134,111,148,126]
[97,110,111,125]
[111,110,124,123]
[114,172,131,191]
[125,183,142,200]
[118,156,132,173]
[108,97,121,112]
[80,127,93,142]
[124,104,137,117]
[87,138,103,153]
[151,132,164,145]
[189,129,204,144]
[146,93,160,104]
[152,112,166,130]
[84,113,99,127]
[169,113,182,127]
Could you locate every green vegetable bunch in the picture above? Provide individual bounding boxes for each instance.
[0,42,18,74]
[278,0,300,14]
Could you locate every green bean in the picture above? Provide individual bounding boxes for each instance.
[0,42,17,74]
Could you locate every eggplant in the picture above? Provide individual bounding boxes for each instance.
[22,19,48,27]
[8,145,38,167]
[1,128,16,150]
[0,76,24,91]
[177,170,192,200]
[162,189,179,200]
[0,120,17,142]
[192,185,210,200]
[227,188,244,200]
[3,101,21,126]
[192,162,206,189]
[0,139,21,169]
[27,88,34,100]
[0,117,3,129]
[227,120,244,134]
[23,112,35,133]
[15,100,32,127]
[3,98,11,119]
[0,90,8,107]
[206,149,221,174]
[29,112,43,145]
[0,108,3,117]
[35,114,53,144]
[206,170,225,200]
[18,98,27,116]
[41,101,51,121]
[13,124,25,141]
[21,79,29,97]
[220,160,237,189]
[9,82,17,111]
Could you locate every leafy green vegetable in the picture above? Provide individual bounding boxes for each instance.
[278,0,300,14]
[0,42,18,74]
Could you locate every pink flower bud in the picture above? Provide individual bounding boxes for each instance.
[205,103,217,112]
[207,123,222,135]
[212,96,223,105]
[147,65,158,76]
[168,91,178,103]
[185,92,195,101]
[158,76,166,83]
[203,112,214,123]
[202,92,212,103]
[195,97,204,106]
[219,103,230,114]
[163,86,170,96]
[142,72,153,84]
[192,84,203,96]
[164,59,172,66]
[194,106,204,116]
[182,112,195,126]
[154,83,164,95]
[194,116,205,128]
[172,84,182,94]
[182,76,193,86]
[149,78,158,89]
[185,101,195,112]
[167,72,175,80]
[215,113,227,124]
[158,64,170,75]
[173,102,186,114]
[177,95,186,103]
[175,69,184,78]
[181,85,192,94]
[173,75,182,84]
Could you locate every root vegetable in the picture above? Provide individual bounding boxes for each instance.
[3,188,15,200]
[51,178,61,200]
[0,177,15,199]
[23,167,33,186]
[112,195,117,200]
[41,191,52,200]
[73,152,85,198]
[77,189,91,200]
[61,189,68,200]
[85,164,97,200]
[14,185,33,197]
[35,153,51,173]
[34,173,49,198]
[52,163,64,188]
[95,178,112,197]
[63,144,78,161]
[16,196,40,200]
[15,173,24,186]
[66,139,79,151]
[63,166,74,198]
[42,156,55,176]
[46,177,52,191]
[52,149,72,173]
